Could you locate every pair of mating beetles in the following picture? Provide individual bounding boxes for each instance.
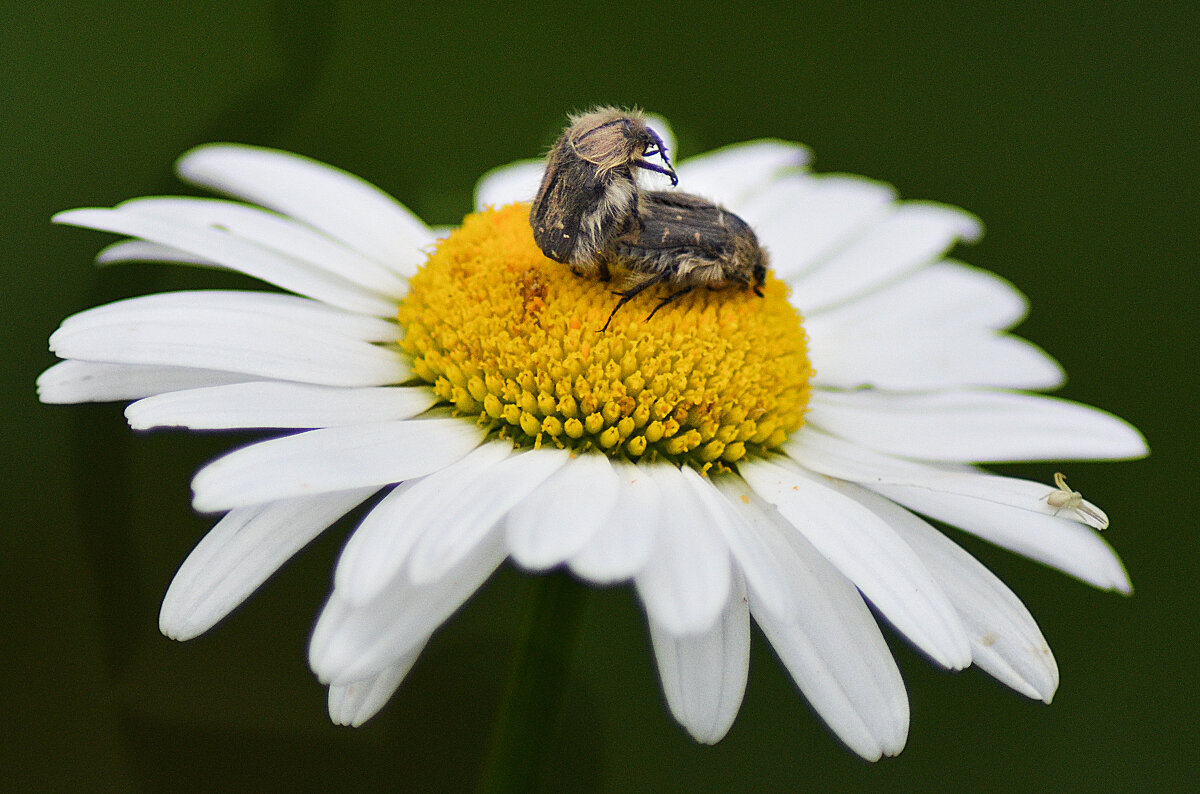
[529,107,768,330]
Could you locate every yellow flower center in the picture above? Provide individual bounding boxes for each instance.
[398,204,813,471]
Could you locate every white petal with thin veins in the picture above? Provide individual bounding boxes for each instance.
[739,458,972,669]
[842,483,1059,702]
[56,208,400,317]
[50,292,406,387]
[191,418,484,512]
[328,647,422,727]
[731,490,909,760]
[507,452,620,570]
[683,469,793,622]
[127,382,437,430]
[37,360,254,404]
[178,143,433,274]
[807,389,1149,462]
[634,465,731,636]
[52,289,401,341]
[649,570,749,745]
[119,197,409,297]
[807,328,1064,391]
[160,488,375,640]
[787,428,1131,591]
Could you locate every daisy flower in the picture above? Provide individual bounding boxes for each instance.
[39,117,1146,763]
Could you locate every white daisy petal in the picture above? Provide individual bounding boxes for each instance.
[568,460,661,583]
[803,261,1029,333]
[675,140,811,208]
[739,457,972,670]
[406,447,572,586]
[685,470,794,622]
[649,569,750,745]
[731,489,909,760]
[177,144,434,275]
[310,530,508,686]
[55,208,400,317]
[786,428,1131,591]
[633,465,732,636]
[792,203,982,313]
[97,238,214,266]
[807,328,1064,391]
[844,484,1058,702]
[118,197,410,298]
[506,452,621,571]
[37,360,253,404]
[126,382,437,430]
[191,418,484,513]
[328,647,421,727]
[753,176,897,282]
[334,442,515,604]
[807,389,1149,462]
[49,291,406,387]
[53,290,401,343]
[160,488,375,641]
[474,159,544,211]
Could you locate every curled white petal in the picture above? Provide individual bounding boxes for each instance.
[97,239,214,266]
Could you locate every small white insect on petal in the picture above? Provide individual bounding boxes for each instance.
[1042,472,1109,530]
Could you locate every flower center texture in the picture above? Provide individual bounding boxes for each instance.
[398,204,814,471]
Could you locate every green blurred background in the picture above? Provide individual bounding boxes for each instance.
[4,1,1196,790]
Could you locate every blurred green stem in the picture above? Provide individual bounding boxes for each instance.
[477,572,588,793]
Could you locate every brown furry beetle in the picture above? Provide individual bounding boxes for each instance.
[530,107,677,281]
[601,190,768,330]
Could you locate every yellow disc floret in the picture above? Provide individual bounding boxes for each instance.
[398,204,813,471]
